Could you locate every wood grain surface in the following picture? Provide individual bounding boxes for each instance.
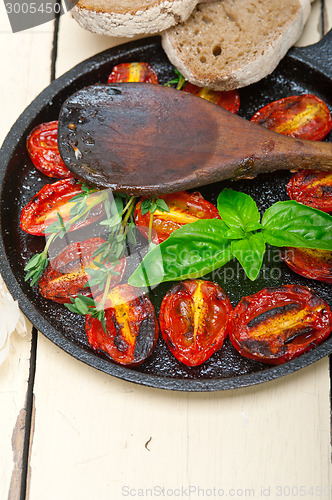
[0,4,54,498]
[0,2,331,499]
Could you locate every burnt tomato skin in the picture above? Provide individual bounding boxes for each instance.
[27,121,73,178]
[85,284,159,366]
[159,280,233,366]
[38,237,127,304]
[182,82,240,114]
[135,190,221,243]
[108,62,159,84]
[287,170,332,213]
[281,247,332,284]
[229,285,332,365]
[20,178,104,236]
[250,94,332,140]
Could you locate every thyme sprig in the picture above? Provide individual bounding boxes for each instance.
[164,68,186,90]
[24,184,108,286]
[63,194,137,331]
[140,197,169,216]
[140,196,170,246]
[65,295,107,332]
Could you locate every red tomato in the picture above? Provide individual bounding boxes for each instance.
[27,121,73,178]
[108,62,159,84]
[159,280,233,366]
[135,191,221,243]
[229,285,332,365]
[183,82,240,114]
[281,247,332,284]
[38,238,127,304]
[85,284,159,365]
[287,170,332,212]
[20,178,105,236]
[250,94,332,140]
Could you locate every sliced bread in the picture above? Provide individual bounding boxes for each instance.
[71,0,200,37]
[162,0,311,91]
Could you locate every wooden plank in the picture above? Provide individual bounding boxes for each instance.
[29,336,331,500]
[27,5,332,500]
[0,5,55,499]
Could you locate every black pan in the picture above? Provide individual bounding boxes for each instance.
[0,34,331,391]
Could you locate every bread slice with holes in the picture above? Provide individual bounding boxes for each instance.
[162,0,311,91]
[71,0,202,37]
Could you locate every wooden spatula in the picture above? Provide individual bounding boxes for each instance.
[58,83,332,195]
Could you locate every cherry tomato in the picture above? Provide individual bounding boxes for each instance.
[250,94,332,140]
[38,238,127,304]
[108,62,159,84]
[20,178,105,236]
[183,82,240,114]
[281,247,332,284]
[159,280,233,366]
[135,191,221,243]
[287,170,332,212]
[85,284,159,366]
[27,121,73,178]
[229,285,332,365]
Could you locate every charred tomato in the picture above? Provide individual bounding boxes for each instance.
[281,247,332,284]
[108,62,159,84]
[27,121,73,178]
[39,237,127,304]
[250,94,332,140]
[135,191,220,243]
[229,285,332,365]
[287,170,332,212]
[183,82,240,114]
[85,284,159,366]
[159,280,233,366]
[20,178,105,236]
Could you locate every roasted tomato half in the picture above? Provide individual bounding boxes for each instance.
[20,178,104,236]
[159,280,233,366]
[183,82,240,114]
[27,121,73,178]
[108,62,159,84]
[135,191,220,243]
[287,170,332,212]
[229,285,332,365]
[281,247,332,284]
[85,284,159,366]
[38,237,127,304]
[250,94,332,140]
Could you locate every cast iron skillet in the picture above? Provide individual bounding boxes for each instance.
[0,34,331,391]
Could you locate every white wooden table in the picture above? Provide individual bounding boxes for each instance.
[0,2,331,499]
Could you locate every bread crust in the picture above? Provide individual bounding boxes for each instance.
[71,0,199,37]
[162,0,311,91]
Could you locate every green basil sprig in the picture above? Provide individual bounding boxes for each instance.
[129,188,332,286]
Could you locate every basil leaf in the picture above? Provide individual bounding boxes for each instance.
[262,201,332,250]
[217,188,260,230]
[128,219,232,287]
[224,228,245,239]
[231,233,266,281]
[246,222,263,232]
